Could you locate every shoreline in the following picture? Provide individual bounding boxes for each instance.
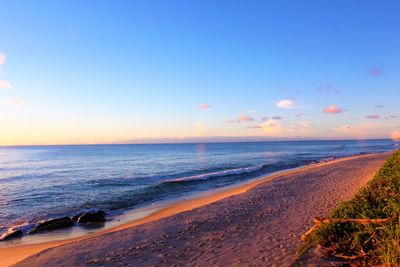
[1,151,394,266]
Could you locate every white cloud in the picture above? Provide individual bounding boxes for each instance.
[246,118,315,139]
[261,118,284,135]
[276,99,295,109]
[0,52,6,65]
[0,80,11,90]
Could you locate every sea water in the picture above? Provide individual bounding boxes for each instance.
[0,140,397,238]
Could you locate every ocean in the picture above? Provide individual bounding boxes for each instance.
[0,139,398,239]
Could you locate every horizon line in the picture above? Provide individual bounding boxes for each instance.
[0,138,395,148]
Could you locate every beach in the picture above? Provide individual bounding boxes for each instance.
[1,151,391,266]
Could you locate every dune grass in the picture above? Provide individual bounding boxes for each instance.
[299,149,400,266]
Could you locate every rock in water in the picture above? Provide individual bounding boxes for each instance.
[0,229,23,241]
[30,217,74,234]
[77,211,106,223]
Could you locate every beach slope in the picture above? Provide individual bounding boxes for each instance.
[14,152,392,266]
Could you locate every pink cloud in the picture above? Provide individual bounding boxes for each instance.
[366,114,380,119]
[323,105,346,114]
[369,68,382,77]
[0,52,5,65]
[237,115,255,122]
[198,103,211,110]
[226,115,255,123]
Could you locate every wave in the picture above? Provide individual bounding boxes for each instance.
[22,158,334,219]
[163,156,343,185]
[163,165,264,184]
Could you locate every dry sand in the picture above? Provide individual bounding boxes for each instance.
[4,151,392,267]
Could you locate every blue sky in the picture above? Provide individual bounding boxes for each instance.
[0,0,399,145]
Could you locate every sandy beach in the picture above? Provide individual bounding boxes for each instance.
[2,151,392,267]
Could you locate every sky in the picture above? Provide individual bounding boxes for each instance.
[0,0,400,145]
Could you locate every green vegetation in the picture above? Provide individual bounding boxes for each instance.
[299,150,400,266]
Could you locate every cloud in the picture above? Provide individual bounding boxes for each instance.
[0,52,5,65]
[0,80,11,90]
[237,115,254,122]
[276,99,295,109]
[366,114,380,119]
[261,116,282,121]
[383,115,399,120]
[369,68,382,77]
[247,109,256,113]
[323,105,345,114]
[246,125,263,129]
[260,118,311,136]
[198,103,211,110]
[226,115,255,123]
[392,130,400,140]
[5,97,24,106]
[374,105,384,108]
[262,118,284,134]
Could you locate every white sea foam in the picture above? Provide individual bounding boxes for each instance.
[164,165,264,183]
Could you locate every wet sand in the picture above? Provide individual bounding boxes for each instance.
[3,151,392,266]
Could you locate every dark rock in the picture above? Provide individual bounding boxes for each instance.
[30,217,74,234]
[72,213,84,222]
[77,211,106,223]
[0,229,23,241]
